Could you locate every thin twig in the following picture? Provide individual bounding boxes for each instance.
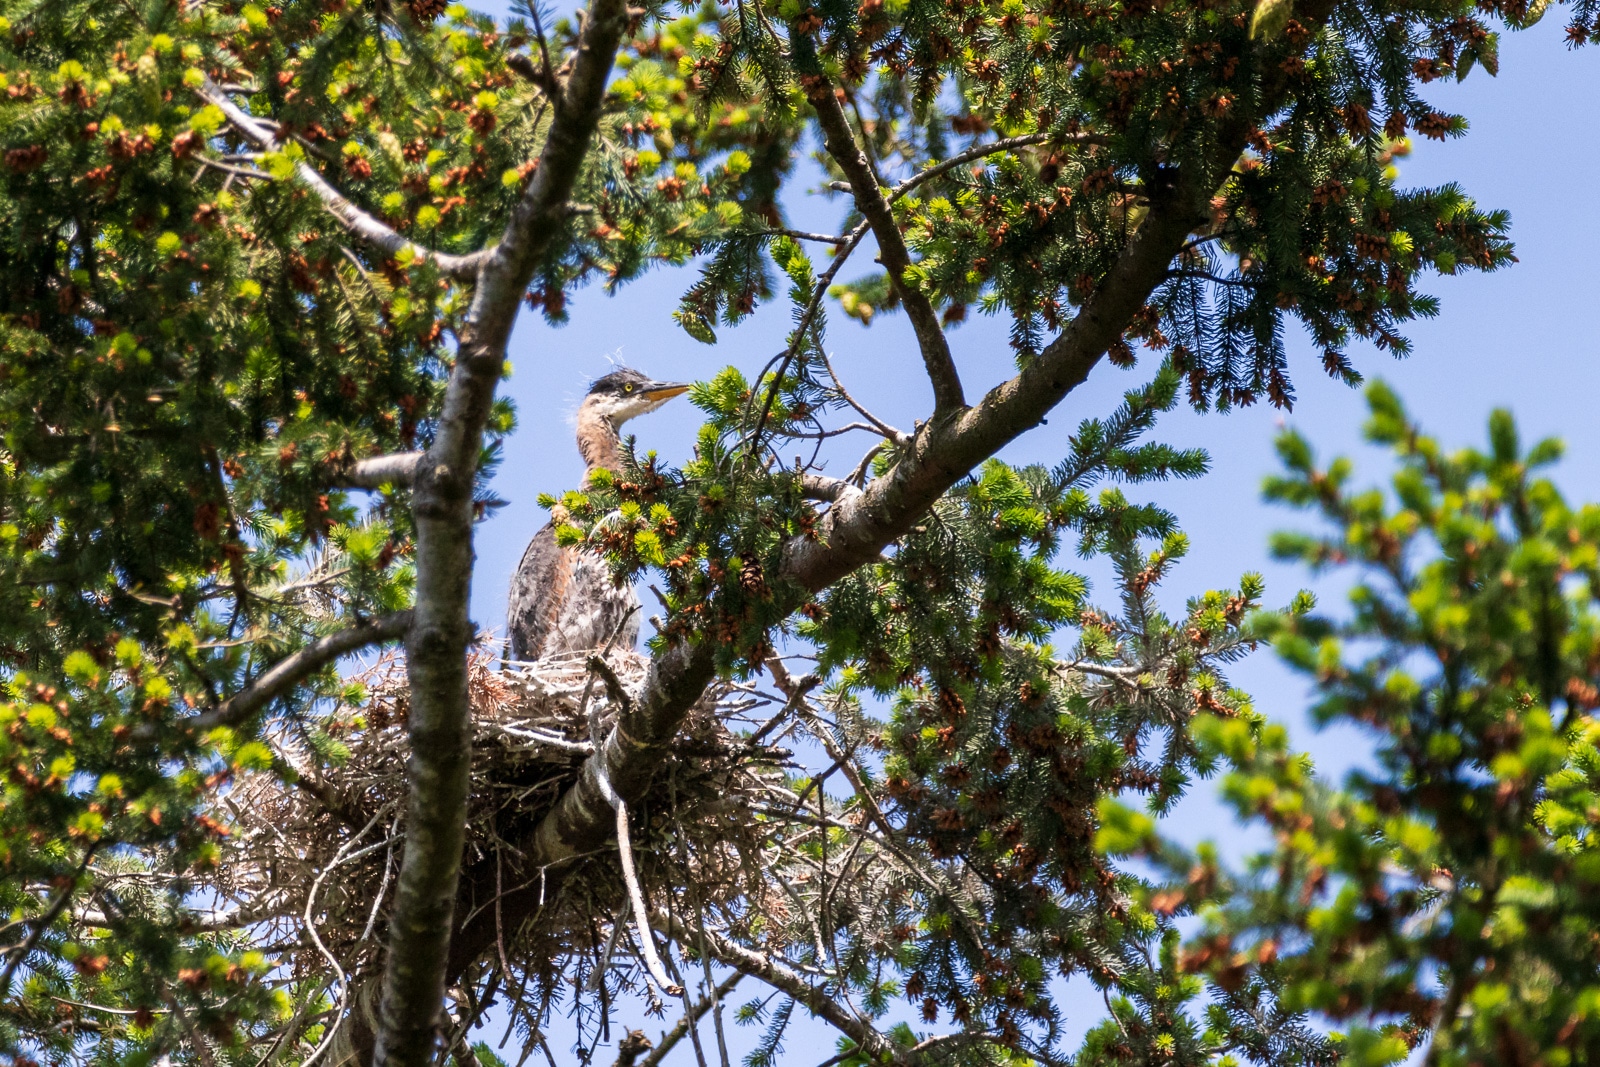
[757,228,849,246]
[299,806,396,1067]
[819,350,907,444]
[0,847,97,994]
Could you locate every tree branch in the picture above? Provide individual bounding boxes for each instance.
[653,913,902,1065]
[336,452,424,490]
[139,612,412,739]
[633,973,744,1067]
[888,133,1105,203]
[799,474,857,503]
[196,77,487,282]
[370,0,635,1062]
[807,81,965,413]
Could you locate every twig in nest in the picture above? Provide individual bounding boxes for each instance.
[578,608,681,997]
[587,654,633,714]
[298,804,395,1067]
[606,794,681,997]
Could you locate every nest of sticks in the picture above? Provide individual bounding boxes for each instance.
[212,648,795,997]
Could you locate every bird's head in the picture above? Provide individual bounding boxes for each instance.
[579,368,691,428]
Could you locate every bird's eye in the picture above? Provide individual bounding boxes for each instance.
[623,384,634,393]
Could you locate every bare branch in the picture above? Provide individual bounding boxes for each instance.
[819,350,907,445]
[142,612,412,739]
[888,133,1106,203]
[654,913,903,1065]
[194,156,273,182]
[504,52,563,100]
[783,421,897,441]
[633,973,744,1067]
[799,474,855,503]
[196,77,486,281]
[807,82,964,413]
[580,652,682,998]
[743,219,871,456]
[758,228,850,246]
[336,452,424,490]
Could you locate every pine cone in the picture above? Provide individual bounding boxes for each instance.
[738,553,769,599]
[407,0,448,22]
[937,686,966,723]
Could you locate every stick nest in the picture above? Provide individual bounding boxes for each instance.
[213,649,790,990]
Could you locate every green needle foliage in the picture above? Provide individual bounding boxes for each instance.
[0,0,1582,1062]
[1149,385,1600,1066]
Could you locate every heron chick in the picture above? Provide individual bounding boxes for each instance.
[505,369,690,663]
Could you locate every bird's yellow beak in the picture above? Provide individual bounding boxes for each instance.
[643,382,691,402]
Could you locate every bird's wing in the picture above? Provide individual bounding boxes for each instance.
[553,550,641,657]
[505,522,571,663]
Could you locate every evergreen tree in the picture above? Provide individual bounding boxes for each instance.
[0,0,1565,1064]
[1155,386,1600,1066]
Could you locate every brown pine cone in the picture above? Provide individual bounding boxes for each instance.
[738,552,769,599]
[407,0,448,22]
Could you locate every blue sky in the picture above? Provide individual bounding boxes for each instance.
[456,5,1600,1059]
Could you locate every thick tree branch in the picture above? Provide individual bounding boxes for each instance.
[336,452,424,490]
[799,474,858,503]
[197,78,486,281]
[137,612,412,740]
[370,0,634,1063]
[807,82,965,413]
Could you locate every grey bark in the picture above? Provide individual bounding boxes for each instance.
[807,82,965,413]
[369,0,634,1063]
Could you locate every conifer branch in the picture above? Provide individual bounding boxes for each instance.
[807,81,965,413]
[0,849,97,997]
[196,77,487,281]
[468,0,634,356]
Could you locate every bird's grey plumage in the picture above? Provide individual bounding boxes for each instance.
[505,369,688,663]
[505,526,641,662]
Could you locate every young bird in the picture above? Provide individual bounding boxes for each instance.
[504,369,689,663]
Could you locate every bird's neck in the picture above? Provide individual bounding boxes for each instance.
[576,415,621,485]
